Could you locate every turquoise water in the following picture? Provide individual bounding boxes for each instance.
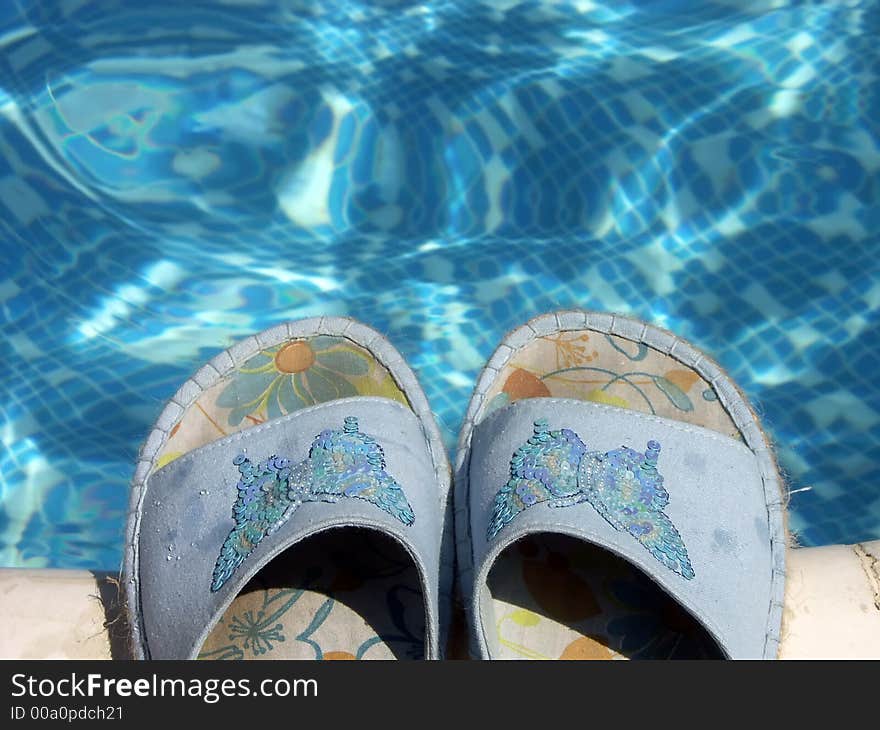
[1,1,878,569]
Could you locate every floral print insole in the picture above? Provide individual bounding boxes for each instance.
[156,335,410,469]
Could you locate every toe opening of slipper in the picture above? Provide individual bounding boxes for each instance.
[198,528,428,660]
[483,533,725,660]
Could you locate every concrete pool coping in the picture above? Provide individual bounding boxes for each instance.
[0,540,878,659]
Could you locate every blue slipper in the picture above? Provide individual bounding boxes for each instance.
[124,317,452,659]
[455,311,786,659]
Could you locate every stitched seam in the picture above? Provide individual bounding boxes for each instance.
[150,397,415,474]
[481,397,757,454]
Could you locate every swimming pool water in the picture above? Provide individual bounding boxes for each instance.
[1,0,878,569]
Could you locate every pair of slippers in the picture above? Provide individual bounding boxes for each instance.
[123,311,786,660]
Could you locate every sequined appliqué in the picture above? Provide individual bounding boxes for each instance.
[487,419,694,580]
[211,416,414,591]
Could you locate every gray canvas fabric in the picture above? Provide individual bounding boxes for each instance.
[135,396,443,659]
[465,398,780,659]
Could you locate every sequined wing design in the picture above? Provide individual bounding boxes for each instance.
[308,416,415,526]
[211,416,414,592]
[577,440,695,580]
[486,422,694,580]
[486,419,586,540]
[211,453,308,592]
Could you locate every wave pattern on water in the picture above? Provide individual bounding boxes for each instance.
[0,0,879,568]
